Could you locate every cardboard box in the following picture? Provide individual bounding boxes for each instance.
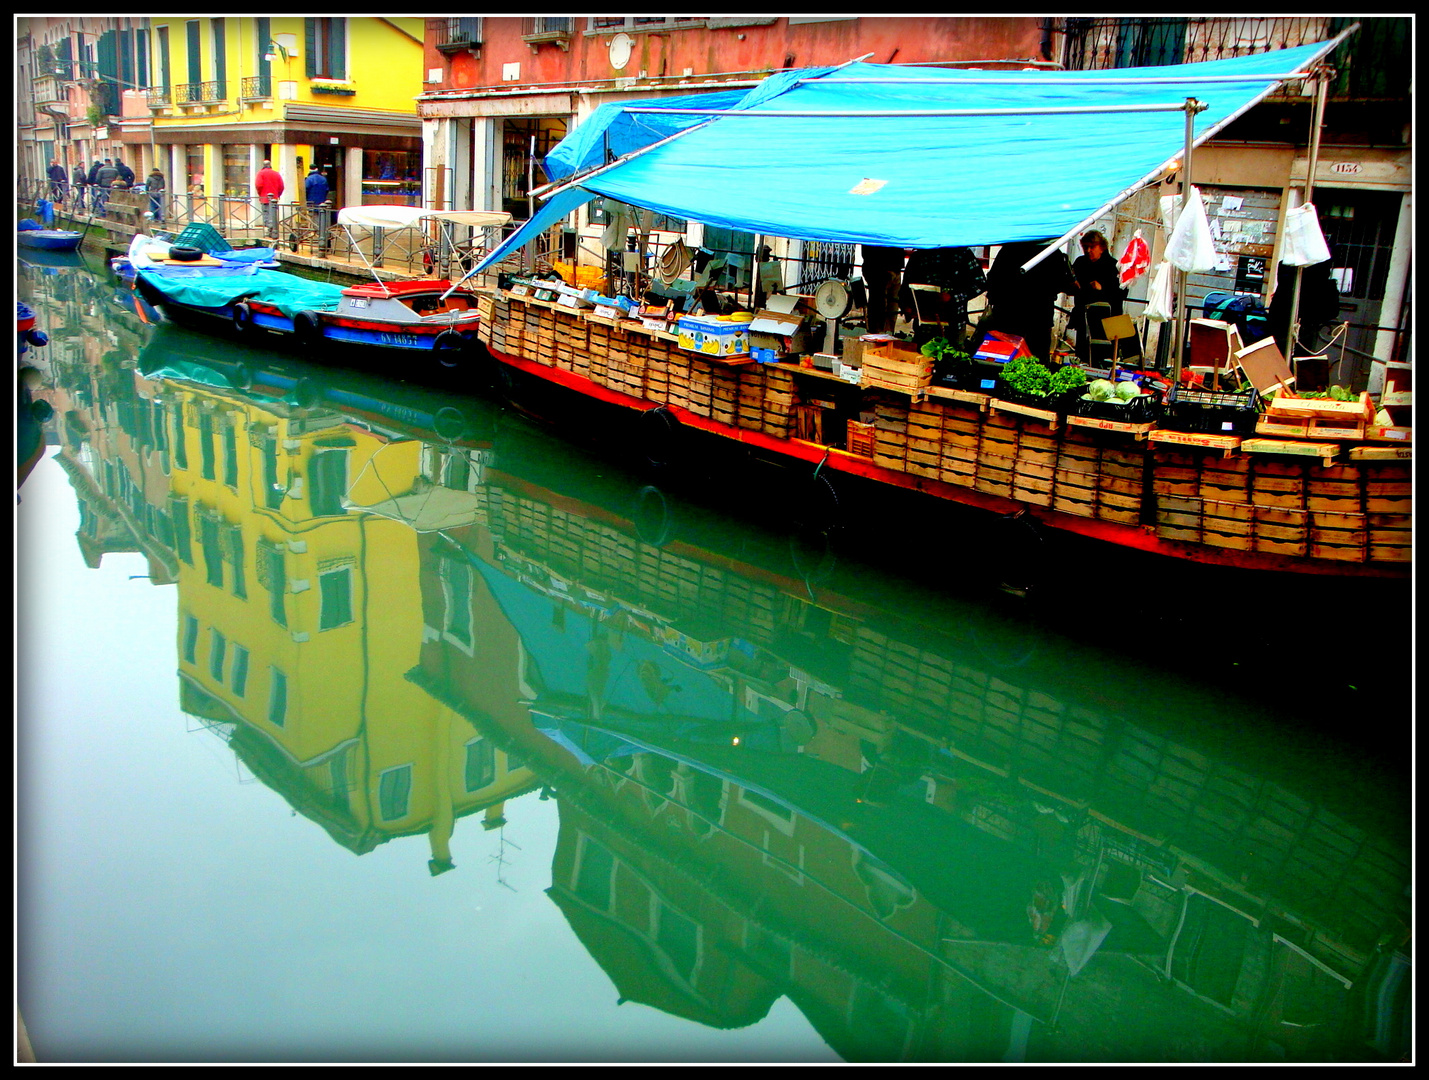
[749,294,805,336]
[677,315,752,357]
[973,330,1032,364]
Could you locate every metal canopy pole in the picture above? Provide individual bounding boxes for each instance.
[1169,97,1206,386]
[1286,65,1330,362]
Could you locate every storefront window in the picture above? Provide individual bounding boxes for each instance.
[360,150,421,206]
[186,146,205,194]
[222,145,249,197]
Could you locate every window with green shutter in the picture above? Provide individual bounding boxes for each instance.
[305,18,346,79]
[268,667,287,727]
[464,738,495,793]
[231,644,249,697]
[378,764,412,821]
[319,566,353,631]
[182,614,199,663]
[209,629,226,682]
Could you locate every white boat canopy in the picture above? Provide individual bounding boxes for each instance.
[337,206,513,231]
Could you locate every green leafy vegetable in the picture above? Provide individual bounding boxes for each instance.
[1002,355,1052,396]
[1049,364,1088,395]
[1113,379,1142,402]
[1087,379,1117,402]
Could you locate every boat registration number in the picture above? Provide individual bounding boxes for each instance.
[349,298,369,309]
[378,331,420,347]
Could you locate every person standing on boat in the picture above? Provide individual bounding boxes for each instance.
[47,160,68,204]
[145,167,166,224]
[860,245,907,335]
[255,159,285,239]
[984,239,1076,364]
[305,164,331,232]
[1068,230,1125,367]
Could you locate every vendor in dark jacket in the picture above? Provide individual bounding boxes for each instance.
[984,239,1075,363]
[1068,229,1126,365]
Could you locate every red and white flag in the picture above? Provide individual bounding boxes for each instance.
[1117,229,1151,286]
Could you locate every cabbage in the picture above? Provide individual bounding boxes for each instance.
[1113,380,1142,402]
[1087,379,1117,402]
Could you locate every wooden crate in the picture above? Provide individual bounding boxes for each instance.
[1266,391,1375,425]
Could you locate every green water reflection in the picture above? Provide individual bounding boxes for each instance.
[16,258,1411,1063]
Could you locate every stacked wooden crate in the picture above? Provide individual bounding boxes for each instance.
[870,395,910,471]
[975,406,1019,498]
[1055,427,1145,525]
[686,358,714,418]
[1011,422,1058,508]
[1363,459,1412,563]
[580,314,607,380]
[904,401,943,480]
[937,400,981,488]
[750,364,794,438]
[1304,462,1368,562]
[711,365,741,427]
[861,340,932,399]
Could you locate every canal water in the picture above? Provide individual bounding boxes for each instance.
[16,253,1411,1064]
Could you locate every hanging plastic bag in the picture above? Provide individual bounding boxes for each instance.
[1117,229,1151,286]
[1143,260,1174,322]
[1164,186,1219,274]
[1280,202,1332,266]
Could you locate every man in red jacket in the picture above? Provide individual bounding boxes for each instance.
[255,159,284,238]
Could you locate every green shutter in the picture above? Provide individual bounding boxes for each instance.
[304,19,316,77]
[186,21,201,84]
[330,18,346,79]
[256,18,270,81]
[212,19,226,98]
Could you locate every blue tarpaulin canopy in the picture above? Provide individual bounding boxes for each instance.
[475,37,1347,274]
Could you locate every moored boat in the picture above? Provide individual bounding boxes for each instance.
[127,207,510,376]
[463,37,1410,581]
[17,227,83,252]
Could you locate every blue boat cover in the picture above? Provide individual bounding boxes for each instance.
[138,266,345,317]
[478,39,1344,271]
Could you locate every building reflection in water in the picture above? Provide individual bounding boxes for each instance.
[27,264,1410,1063]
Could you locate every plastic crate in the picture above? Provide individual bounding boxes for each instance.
[994,379,1081,413]
[171,222,233,254]
[1162,386,1259,435]
[1073,393,1163,424]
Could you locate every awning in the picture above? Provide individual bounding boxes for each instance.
[337,205,513,230]
[476,36,1349,272]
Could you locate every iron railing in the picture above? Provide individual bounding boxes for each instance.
[436,18,483,51]
[147,86,171,106]
[173,79,228,104]
[240,75,272,100]
[1058,16,1411,99]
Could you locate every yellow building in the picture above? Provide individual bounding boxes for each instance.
[164,378,533,869]
[142,17,424,214]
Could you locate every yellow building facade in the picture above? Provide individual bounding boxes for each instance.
[141,17,424,214]
[163,380,533,869]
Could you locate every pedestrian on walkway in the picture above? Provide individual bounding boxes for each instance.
[94,158,118,216]
[115,158,135,187]
[146,167,166,224]
[255,159,284,238]
[305,164,331,231]
[47,159,68,203]
[72,162,88,212]
[87,159,102,186]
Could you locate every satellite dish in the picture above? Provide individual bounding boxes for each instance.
[814,278,851,319]
[814,279,851,354]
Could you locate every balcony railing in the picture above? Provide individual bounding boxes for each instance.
[1059,17,1410,99]
[240,75,272,100]
[148,86,171,107]
[521,17,574,46]
[174,79,228,105]
[436,17,483,52]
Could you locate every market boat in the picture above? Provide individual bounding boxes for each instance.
[18,301,51,490]
[128,208,511,374]
[461,34,1409,580]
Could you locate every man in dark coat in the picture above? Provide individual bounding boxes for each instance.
[114,158,135,187]
[72,162,88,210]
[984,240,1077,364]
[94,159,118,215]
[47,159,68,202]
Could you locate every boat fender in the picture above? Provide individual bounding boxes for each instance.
[289,378,318,410]
[24,329,49,348]
[232,301,255,335]
[639,406,681,469]
[168,245,203,262]
[431,329,468,368]
[432,406,467,442]
[229,362,255,391]
[293,310,324,348]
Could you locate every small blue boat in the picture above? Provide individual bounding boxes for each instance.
[18,226,84,252]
